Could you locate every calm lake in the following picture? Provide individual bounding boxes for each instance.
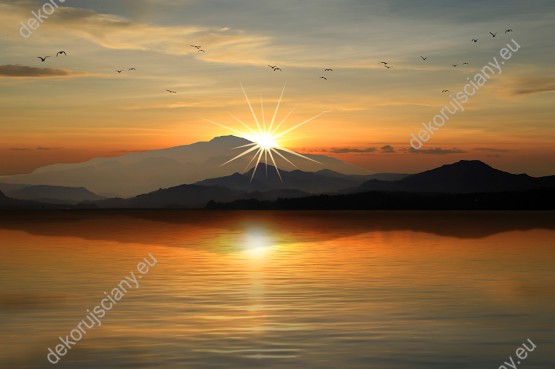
[1,211,554,369]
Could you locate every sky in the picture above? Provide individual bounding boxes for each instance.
[0,0,554,176]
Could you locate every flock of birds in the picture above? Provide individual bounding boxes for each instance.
[37,50,66,62]
[268,64,333,79]
[34,28,515,94]
[378,29,515,93]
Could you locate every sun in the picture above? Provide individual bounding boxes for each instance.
[206,84,324,181]
[249,133,278,150]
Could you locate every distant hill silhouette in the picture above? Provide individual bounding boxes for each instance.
[207,189,555,210]
[0,136,369,197]
[354,160,555,193]
[195,165,396,193]
[2,160,555,210]
[0,190,60,210]
[0,184,104,204]
[92,184,309,209]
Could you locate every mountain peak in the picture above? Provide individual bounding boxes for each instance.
[209,135,251,145]
[450,160,493,169]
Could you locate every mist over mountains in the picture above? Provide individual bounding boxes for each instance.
[0,136,368,197]
[1,137,555,210]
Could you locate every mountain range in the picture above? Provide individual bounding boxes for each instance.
[0,136,369,197]
[353,160,555,194]
[1,136,555,210]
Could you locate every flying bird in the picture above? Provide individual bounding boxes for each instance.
[384,65,392,69]
[442,90,450,93]
[324,68,333,72]
[268,65,277,69]
[320,76,327,80]
[452,64,458,67]
[379,62,388,65]
[190,45,201,49]
[471,39,478,43]
[56,51,66,57]
[490,32,497,38]
[116,70,124,73]
[505,29,513,34]
[462,62,469,65]
[421,56,427,61]
[166,89,177,94]
[128,68,136,71]
[37,56,50,62]
[273,67,282,71]
[198,49,206,53]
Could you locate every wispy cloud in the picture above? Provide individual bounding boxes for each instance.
[474,148,509,153]
[510,77,555,96]
[381,145,396,153]
[0,65,75,78]
[36,147,62,151]
[10,146,62,151]
[410,148,467,155]
[0,2,274,66]
[327,147,377,154]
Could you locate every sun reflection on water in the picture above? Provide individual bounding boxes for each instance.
[243,227,274,259]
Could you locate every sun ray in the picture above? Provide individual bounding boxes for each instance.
[271,108,295,135]
[267,149,283,182]
[230,113,258,135]
[269,83,287,133]
[261,97,266,131]
[240,83,263,132]
[277,147,320,164]
[206,119,244,136]
[265,150,269,174]
[245,148,261,171]
[275,111,326,139]
[233,142,258,150]
[251,149,265,181]
[212,85,323,181]
[220,144,260,167]
[271,147,297,168]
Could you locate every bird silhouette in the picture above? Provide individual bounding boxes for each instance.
[273,67,282,72]
[379,61,388,65]
[462,62,469,65]
[190,45,201,49]
[320,76,327,80]
[384,65,392,69]
[452,64,458,67]
[505,29,513,34]
[198,49,206,53]
[37,56,50,62]
[421,56,427,61]
[56,51,66,57]
[166,89,177,94]
[128,68,136,71]
[324,68,333,72]
[116,70,124,73]
[471,39,478,43]
[490,32,497,38]
[268,65,277,69]
[442,90,450,93]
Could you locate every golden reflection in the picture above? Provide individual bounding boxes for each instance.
[242,227,275,259]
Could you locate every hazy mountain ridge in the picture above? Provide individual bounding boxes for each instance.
[2,160,555,210]
[91,185,309,209]
[0,136,369,197]
[195,165,390,193]
[0,184,104,204]
[353,160,555,194]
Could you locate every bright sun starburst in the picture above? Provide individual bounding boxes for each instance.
[206,84,324,181]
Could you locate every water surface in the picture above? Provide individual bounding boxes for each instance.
[1,211,554,368]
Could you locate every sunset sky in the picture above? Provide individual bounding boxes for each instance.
[1,0,554,176]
